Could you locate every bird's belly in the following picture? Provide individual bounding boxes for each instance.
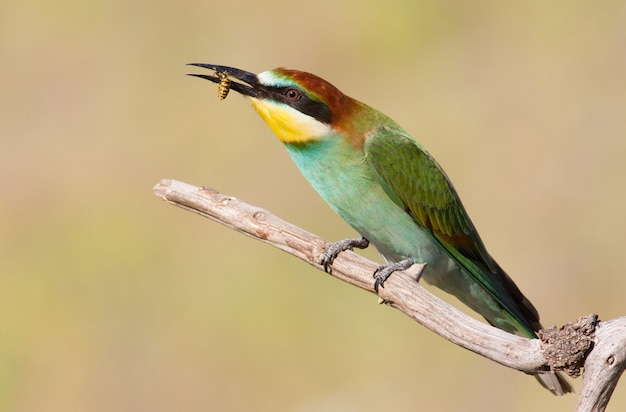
[309,167,457,276]
[344,194,461,279]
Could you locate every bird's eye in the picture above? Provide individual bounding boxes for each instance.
[285,88,301,101]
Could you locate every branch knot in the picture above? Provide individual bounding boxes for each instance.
[539,314,598,377]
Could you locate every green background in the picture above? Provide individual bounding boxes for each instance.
[2,1,625,410]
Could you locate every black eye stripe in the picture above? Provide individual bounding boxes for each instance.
[271,87,331,124]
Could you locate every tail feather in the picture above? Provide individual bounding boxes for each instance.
[535,371,574,396]
[487,261,574,395]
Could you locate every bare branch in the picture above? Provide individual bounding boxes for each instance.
[575,318,626,411]
[153,178,625,411]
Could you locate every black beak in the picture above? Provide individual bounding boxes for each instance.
[186,63,261,98]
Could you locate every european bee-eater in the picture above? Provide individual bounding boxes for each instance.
[188,63,572,395]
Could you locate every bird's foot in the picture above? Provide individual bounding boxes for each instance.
[373,257,415,292]
[321,236,369,273]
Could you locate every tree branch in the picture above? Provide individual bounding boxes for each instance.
[153,178,625,411]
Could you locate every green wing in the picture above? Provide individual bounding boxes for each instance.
[364,126,539,334]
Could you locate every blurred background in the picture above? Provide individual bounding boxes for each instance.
[1,0,625,410]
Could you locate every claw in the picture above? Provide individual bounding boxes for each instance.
[373,257,415,292]
[320,236,369,273]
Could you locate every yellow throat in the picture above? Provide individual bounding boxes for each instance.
[249,97,331,144]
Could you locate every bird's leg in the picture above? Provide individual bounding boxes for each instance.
[321,236,370,273]
[373,257,415,292]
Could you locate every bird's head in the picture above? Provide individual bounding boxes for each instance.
[187,64,361,144]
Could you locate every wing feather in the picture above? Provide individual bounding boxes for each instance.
[364,126,540,332]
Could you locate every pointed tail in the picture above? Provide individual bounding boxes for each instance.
[534,371,574,396]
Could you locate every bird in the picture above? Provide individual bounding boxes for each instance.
[187,63,573,395]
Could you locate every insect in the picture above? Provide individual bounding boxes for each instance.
[216,71,231,100]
